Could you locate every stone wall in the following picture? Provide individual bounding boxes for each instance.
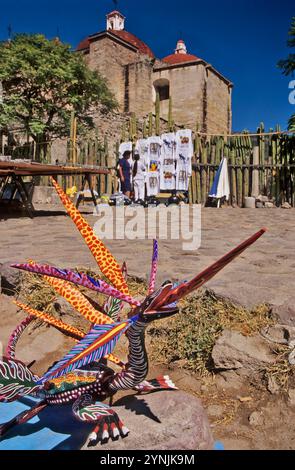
[87,37,139,111]
[206,69,232,134]
[153,64,205,128]
[153,63,231,134]
[126,58,154,116]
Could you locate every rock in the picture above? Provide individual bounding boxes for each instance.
[53,297,75,317]
[282,202,291,209]
[287,389,295,406]
[238,396,253,402]
[256,202,264,208]
[244,197,256,209]
[84,391,214,450]
[32,186,61,205]
[271,303,295,326]
[267,375,280,395]
[265,202,274,208]
[206,404,224,417]
[257,195,269,203]
[215,370,248,391]
[261,324,295,346]
[249,411,264,426]
[53,297,90,332]
[212,329,275,371]
[0,262,21,295]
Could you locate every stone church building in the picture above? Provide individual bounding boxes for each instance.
[77,10,233,135]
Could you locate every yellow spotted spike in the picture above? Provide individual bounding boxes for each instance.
[27,260,112,325]
[50,177,129,295]
[14,301,124,368]
[44,276,113,325]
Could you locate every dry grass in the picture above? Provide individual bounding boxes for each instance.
[18,273,57,314]
[147,289,274,375]
[263,345,295,392]
[19,271,291,386]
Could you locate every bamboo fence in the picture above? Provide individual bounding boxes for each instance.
[1,113,295,206]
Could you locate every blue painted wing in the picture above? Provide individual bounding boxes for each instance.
[40,317,138,383]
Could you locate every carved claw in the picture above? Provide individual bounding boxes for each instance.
[87,414,129,446]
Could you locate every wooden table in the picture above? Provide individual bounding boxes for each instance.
[0,161,109,217]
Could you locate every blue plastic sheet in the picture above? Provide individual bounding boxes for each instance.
[0,396,93,450]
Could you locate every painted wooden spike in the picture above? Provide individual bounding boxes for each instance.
[14,301,124,368]
[50,177,129,295]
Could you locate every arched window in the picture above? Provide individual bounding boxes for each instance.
[153,78,170,102]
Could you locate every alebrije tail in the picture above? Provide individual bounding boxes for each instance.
[50,177,129,295]
[0,400,47,437]
[134,375,178,393]
[6,316,35,359]
[0,358,41,402]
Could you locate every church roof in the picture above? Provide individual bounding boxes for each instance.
[111,30,154,57]
[77,30,154,58]
[161,52,200,65]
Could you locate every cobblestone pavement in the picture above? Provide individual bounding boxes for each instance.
[1,205,295,317]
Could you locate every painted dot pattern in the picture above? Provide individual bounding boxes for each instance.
[51,178,129,295]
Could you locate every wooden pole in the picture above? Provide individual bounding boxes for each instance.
[168,97,173,132]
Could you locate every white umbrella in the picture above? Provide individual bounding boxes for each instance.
[209,157,230,206]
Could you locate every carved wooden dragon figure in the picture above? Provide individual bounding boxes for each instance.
[0,178,266,446]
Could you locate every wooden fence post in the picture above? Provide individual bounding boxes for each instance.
[252,138,259,197]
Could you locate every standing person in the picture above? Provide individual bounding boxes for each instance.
[132,153,146,202]
[118,150,132,198]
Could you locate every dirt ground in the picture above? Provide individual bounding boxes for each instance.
[1,204,295,449]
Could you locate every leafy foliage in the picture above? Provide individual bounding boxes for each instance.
[0,34,117,140]
[278,17,295,130]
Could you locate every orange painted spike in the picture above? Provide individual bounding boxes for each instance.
[45,275,114,325]
[14,301,84,339]
[50,177,129,295]
[14,300,124,368]
[28,260,112,325]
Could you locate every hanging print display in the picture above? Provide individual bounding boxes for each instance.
[160,132,177,191]
[146,136,162,196]
[175,129,193,191]
[135,138,149,167]
[119,130,193,198]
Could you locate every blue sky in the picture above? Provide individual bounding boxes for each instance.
[0,0,294,131]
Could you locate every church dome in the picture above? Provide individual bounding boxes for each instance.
[110,30,154,58]
[77,10,154,58]
[162,39,199,65]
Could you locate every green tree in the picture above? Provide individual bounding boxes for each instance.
[278,17,295,130]
[0,34,117,155]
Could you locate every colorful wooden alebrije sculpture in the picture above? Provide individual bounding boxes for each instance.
[0,178,266,445]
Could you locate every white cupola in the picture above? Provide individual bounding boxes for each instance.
[106,10,125,31]
[175,39,187,55]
